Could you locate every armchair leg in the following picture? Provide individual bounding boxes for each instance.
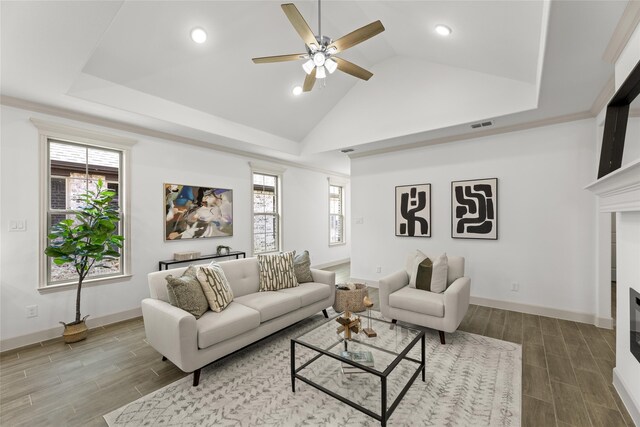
[391,319,397,324]
[322,309,328,318]
[193,369,201,386]
[161,356,167,361]
[439,331,446,345]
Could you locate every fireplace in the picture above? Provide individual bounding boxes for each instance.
[631,287,640,363]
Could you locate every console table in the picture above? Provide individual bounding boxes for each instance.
[158,251,246,270]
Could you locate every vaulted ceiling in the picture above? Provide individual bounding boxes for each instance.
[0,1,629,174]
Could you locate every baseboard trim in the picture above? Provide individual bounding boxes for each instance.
[613,367,640,426]
[313,258,350,270]
[595,316,614,329]
[0,307,142,352]
[469,296,604,327]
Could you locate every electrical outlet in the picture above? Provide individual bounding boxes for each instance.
[376,266,382,273]
[26,305,38,318]
[8,220,26,232]
[511,282,519,292]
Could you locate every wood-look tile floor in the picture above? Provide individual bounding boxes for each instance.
[0,268,633,426]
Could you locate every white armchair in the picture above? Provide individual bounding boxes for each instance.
[378,254,470,344]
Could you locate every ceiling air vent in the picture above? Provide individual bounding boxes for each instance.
[471,120,494,129]
[341,148,355,153]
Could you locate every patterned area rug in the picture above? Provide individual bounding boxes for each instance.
[104,311,521,426]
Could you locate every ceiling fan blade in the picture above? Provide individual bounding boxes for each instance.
[328,20,385,53]
[252,53,308,64]
[281,3,319,50]
[303,68,317,92]
[334,57,373,81]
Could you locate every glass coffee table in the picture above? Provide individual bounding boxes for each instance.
[291,314,425,426]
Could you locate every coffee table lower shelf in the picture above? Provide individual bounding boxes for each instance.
[290,327,425,426]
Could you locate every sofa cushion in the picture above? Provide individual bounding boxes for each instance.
[165,266,209,319]
[218,257,260,297]
[293,250,314,283]
[234,291,301,322]
[197,302,261,348]
[279,282,332,307]
[258,252,298,291]
[389,286,444,317]
[197,264,234,312]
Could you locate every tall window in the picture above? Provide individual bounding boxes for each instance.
[329,184,345,245]
[253,172,280,253]
[46,139,124,285]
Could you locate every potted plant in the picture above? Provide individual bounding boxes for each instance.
[44,179,123,343]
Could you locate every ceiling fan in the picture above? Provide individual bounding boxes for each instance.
[252,1,385,92]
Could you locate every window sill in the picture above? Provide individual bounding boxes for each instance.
[329,242,347,247]
[38,274,132,294]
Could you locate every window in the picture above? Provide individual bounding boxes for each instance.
[253,172,280,253]
[34,119,134,289]
[329,184,345,245]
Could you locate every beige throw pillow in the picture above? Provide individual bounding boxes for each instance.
[197,264,234,312]
[258,251,298,291]
[430,253,449,293]
[408,250,427,287]
[165,265,209,318]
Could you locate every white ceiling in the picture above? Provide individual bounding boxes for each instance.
[0,1,629,174]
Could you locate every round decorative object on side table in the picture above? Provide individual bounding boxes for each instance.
[333,283,368,313]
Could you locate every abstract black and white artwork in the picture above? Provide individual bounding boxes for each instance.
[396,184,431,237]
[451,178,498,240]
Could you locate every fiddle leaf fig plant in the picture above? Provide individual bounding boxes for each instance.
[44,179,124,325]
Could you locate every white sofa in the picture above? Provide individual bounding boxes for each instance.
[378,255,470,344]
[142,257,335,386]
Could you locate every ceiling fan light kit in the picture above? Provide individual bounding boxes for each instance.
[252,1,385,92]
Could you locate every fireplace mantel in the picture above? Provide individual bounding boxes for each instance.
[585,158,640,212]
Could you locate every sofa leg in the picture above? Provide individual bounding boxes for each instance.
[161,356,167,361]
[322,309,328,318]
[439,331,446,345]
[192,369,201,387]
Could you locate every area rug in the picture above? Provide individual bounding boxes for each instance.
[104,311,521,426]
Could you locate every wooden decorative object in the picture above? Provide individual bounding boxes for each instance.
[336,312,361,340]
[173,251,201,261]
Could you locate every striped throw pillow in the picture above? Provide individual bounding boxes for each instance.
[196,264,234,312]
[258,251,298,291]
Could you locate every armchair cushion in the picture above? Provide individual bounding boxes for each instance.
[388,286,444,317]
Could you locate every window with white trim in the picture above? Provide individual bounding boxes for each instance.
[253,172,280,253]
[35,119,133,289]
[329,184,345,245]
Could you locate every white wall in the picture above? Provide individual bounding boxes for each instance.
[0,105,349,346]
[350,119,598,317]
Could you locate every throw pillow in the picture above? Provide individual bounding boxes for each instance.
[197,263,234,312]
[166,265,209,318]
[408,250,428,287]
[258,251,298,291]
[293,250,314,283]
[415,258,434,291]
[430,253,449,293]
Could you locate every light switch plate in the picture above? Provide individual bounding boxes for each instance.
[8,220,26,232]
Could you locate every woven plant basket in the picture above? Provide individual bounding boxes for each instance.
[61,319,88,343]
[333,283,368,313]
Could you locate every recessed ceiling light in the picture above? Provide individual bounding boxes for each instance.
[292,86,303,96]
[190,27,207,44]
[435,25,452,36]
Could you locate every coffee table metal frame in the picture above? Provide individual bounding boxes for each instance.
[290,315,425,427]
